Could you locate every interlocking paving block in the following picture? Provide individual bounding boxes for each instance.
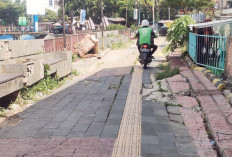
[110,106,125,115]
[142,144,161,154]
[143,69,151,84]
[106,118,122,126]
[142,116,157,124]
[169,114,184,123]
[71,124,89,132]
[142,135,159,145]
[142,122,157,136]
[93,111,109,122]
[67,131,85,138]
[156,123,173,132]
[178,144,198,155]
[173,129,190,137]
[154,110,169,118]
[167,106,181,115]
[101,125,120,139]
[170,122,187,130]
[85,122,105,137]
[161,149,181,157]
[52,128,72,137]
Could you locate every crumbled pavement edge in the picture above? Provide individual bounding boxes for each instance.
[184,56,232,106]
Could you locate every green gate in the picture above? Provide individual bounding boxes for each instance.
[188,32,227,75]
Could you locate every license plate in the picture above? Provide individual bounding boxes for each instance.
[140,48,150,53]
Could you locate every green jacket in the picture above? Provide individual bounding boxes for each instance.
[136,27,155,46]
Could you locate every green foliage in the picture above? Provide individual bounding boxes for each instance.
[130,24,138,32]
[106,24,126,30]
[157,63,180,80]
[164,102,182,107]
[162,45,170,54]
[0,0,25,25]
[20,65,65,101]
[157,81,168,92]
[40,9,58,22]
[71,69,79,76]
[72,54,78,62]
[166,15,195,52]
[0,107,6,117]
[111,39,131,49]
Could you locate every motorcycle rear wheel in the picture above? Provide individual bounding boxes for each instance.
[144,60,148,69]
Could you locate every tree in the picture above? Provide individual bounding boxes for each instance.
[0,0,25,25]
[166,15,195,51]
[192,0,215,13]
[39,9,58,22]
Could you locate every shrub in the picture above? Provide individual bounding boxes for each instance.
[130,24,138,32]
[166,15,195,52]
[106,24,126,30]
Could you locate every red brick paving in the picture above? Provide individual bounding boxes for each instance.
[180,108,217,157]
[166,75,189,94]
[0,138,114,157]
[176,96,198,108]
[168,55,232,157]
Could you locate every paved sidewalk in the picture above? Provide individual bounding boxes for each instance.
[112,66,143,157]
[168,53,232,157]
[0,46,137,157]
[140,59,199,157]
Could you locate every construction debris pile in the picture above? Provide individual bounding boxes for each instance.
[73,34,100,59]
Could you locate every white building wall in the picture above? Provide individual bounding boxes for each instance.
[45,0,60,13]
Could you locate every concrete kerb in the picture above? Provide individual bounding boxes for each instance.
[184,56,232,106]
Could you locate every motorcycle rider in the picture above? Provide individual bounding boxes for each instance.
[136,20,157,58]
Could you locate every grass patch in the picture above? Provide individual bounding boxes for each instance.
[72,54,78,62]
[20,65,66,101]
[111,39,132,50]
[157,81,168,92]
[156,63,180,80]
[164,102,182,107]
[111,40,126,50]
[0,107,6,117]
[71,69,79,76]
[162,45,170,54]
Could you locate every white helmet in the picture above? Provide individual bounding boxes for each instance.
[141,20,149,27]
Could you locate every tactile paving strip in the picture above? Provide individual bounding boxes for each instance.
[112,66,143,157]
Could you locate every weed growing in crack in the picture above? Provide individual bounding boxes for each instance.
[164,102,182,107]
[157,81,168,92]
[156,63,180,80]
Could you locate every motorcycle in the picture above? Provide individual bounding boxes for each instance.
[138,44,152,69]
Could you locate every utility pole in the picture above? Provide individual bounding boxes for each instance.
[168,7,170,20]
[126,0,128,27]
[153,0,155,31]
[220,0,223,15]
[62,0,66,51]
[101,0,104,48]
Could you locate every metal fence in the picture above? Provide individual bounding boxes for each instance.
[189,32,227,75]
[0,27,46,34]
